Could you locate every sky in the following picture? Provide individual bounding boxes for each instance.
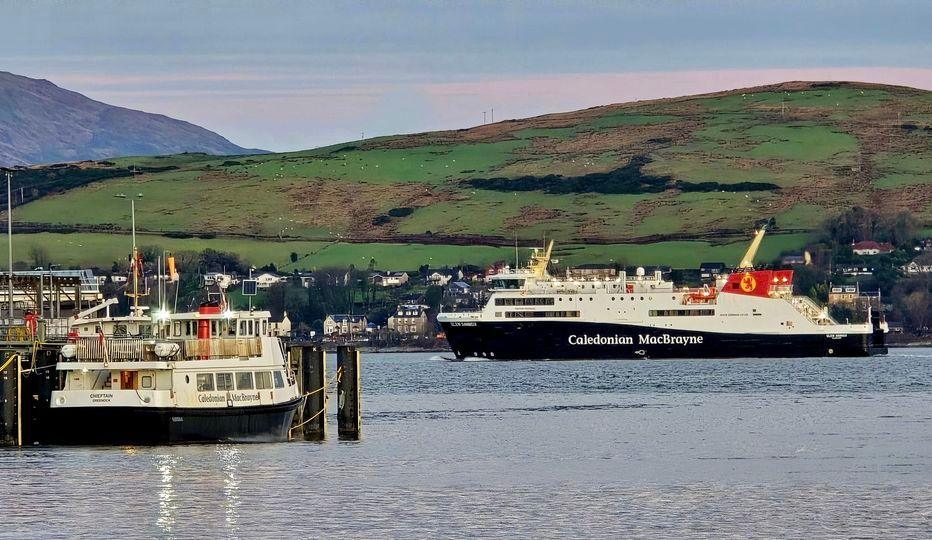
[2,0,932,152]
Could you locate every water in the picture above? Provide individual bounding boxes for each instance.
[3,349,932,538]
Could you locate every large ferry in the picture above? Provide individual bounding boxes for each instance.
[438,229,888,360]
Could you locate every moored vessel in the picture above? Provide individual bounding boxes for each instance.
[438,229,888,360]
[48,301,302,444]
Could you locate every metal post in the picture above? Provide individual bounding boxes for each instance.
[6,171,13,320]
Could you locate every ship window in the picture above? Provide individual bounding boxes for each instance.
[173,322,181,337]
[504,310,580,318]
[273,371,285,389]
[491,278,525,289]
[141,376,153,389]
[216,372,234,391]
[495,297,554,306]
[196,373,215,392]
[236,372,254,390]
[649,309,715,317]
[255,371,273,390]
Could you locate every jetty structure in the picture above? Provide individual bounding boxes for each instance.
[438,227,888,360]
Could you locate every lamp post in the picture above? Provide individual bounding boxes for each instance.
[6,170,13,320]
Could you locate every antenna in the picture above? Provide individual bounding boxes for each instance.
[514,230,519,268]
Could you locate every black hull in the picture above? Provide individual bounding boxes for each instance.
[440,320,887,360]
[42,397,303,445]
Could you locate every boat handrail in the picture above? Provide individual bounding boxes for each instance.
[67,336,264,362]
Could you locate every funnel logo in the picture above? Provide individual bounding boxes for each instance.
[740,273,757,292]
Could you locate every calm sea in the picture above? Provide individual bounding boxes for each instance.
[2,349,931,539]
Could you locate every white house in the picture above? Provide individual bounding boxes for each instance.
[903,261,932,274]
[269,312,292,337]
[371,271,409,287]
[851,240,894,256]
[428,270,461,286]
[203,272,238,289]
[255,272,285,289]
[323,315,368,336]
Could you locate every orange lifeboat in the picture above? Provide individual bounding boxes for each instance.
[685,285,717,304]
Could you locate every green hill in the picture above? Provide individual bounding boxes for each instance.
[5,81,932,269]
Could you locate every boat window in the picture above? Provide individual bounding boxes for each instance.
[141,375,153,389]
[196,373,215,392]
[255,371,272,390]
[273,371,285,389]
[173,322,182,337]
[262,320,268,335]
[236,372,254,390]
[216,372,234,391]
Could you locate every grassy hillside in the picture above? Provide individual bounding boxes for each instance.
[6,81,932,268]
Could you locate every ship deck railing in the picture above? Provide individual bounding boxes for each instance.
[788,296,837,325]
[67,336,263,362]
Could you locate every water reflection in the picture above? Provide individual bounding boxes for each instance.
[217,444,242,536]
[155,454,178,536]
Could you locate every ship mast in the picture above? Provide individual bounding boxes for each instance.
[528,239,554,278]
[737,226,767,270]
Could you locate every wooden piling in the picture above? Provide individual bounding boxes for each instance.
[336,345,361,440]
[0,351,18,446]
[288,345,305,436]
[301,346,327,440]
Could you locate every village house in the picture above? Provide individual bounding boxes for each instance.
[293,271,316,288]
[780,253,808,266]
[388,304,431,336]
[903,260,932,274]
[828,284,860,306]
[851,240,895,256]
[255,272,286,289]
[370,271,409,287]
[323,314,368,337]
[444,281,479,307]
[203,272,238,289]
[269,312,292,337]
[427,270,460,286]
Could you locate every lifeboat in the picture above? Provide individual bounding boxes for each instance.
[685,285,717,304]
